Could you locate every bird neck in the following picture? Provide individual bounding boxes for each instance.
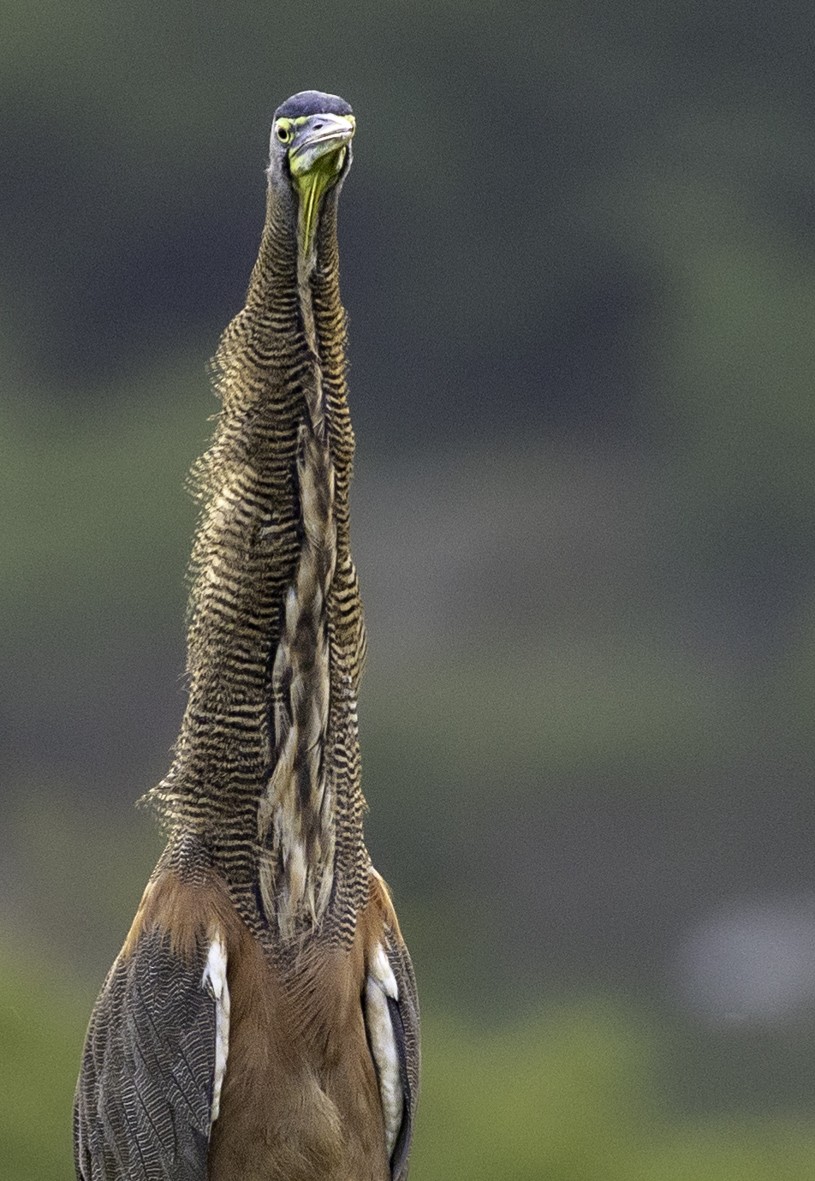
[149,181,367,943]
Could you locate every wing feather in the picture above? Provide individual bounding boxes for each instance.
[364,934,420,1181]
[74,924,218,1181]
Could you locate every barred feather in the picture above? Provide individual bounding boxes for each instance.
[76,95,419,1181]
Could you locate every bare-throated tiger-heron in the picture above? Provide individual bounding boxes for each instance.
[73,90,420,1181]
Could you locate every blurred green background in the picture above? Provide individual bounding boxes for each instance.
[4,1,815,1177]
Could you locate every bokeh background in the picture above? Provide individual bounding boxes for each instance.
[4,1,815,1177]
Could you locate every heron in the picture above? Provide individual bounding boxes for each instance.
[73,90,419,1181]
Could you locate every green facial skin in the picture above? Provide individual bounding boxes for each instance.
[276,113,356,259]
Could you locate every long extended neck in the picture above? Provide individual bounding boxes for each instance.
[149,181,367,937]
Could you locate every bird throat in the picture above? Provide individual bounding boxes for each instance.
[294,149,346,270]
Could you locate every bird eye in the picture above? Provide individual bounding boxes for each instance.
[275,121,293,145]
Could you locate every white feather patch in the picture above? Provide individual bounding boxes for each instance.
[365,943,403,1158]
[371,942,399,1000]
[202,935,230,1125]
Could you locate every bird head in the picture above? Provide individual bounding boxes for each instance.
[268,90,356,261]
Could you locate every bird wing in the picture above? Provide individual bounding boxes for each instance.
[385,935,420,1181]
[364,933,421,1181]
[74,922,223,1181]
